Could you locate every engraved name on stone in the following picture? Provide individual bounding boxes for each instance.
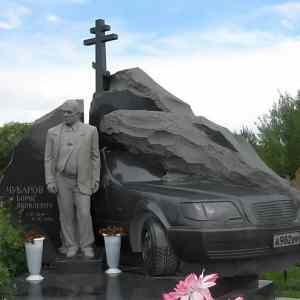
[16,202,53,209]
[6,185,44,194]
[5,184,55,222]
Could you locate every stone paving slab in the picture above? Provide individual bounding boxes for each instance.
[0,270,274,300]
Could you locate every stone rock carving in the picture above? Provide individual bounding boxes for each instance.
[91,68,293,195]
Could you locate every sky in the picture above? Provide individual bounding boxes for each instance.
[1,0,300,131]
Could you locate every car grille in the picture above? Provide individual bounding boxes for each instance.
[252,200,297,225]
[208,247,270,259]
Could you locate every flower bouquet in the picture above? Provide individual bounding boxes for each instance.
[98,225,128,236]
[24,229,45,243]
[162,271,243,300]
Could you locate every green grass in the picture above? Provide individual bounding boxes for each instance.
[261,265,300,298]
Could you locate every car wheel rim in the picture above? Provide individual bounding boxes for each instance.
[142,230,152,262]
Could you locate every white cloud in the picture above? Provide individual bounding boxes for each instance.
[268,1,300,29]
[0,67,93,124]
[1,26,300,133]
[109,24,286,60]
[157,28,283,54]
[0,34,87,67]
[0,4,31,30]
[47,14,62,23]
[110,34,300,131]
[272,1,300,15]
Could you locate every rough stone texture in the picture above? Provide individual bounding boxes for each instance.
[109,68,194,115]
[101,110,285,192]
[0,100,84,251]
[192,116,283,179]
[89,67,194,127]
[89,67,294,195]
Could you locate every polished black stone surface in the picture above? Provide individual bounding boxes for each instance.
[0,100,84,253]
[54,248,104,274]
[1,269,274,300]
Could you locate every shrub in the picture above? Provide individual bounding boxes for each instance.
[0,208,26,284]
[0,261,10,288]
[0,122,32,176]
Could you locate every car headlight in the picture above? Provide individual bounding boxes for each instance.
[181,202,243,221]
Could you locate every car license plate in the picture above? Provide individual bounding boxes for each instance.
[273,232,300,248]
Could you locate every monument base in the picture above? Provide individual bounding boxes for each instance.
[8,271,274,300]
[212,277,274,300]
[54,248,104,274]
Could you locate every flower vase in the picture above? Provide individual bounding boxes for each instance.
[104,235,122,275]
[25,237,45,282]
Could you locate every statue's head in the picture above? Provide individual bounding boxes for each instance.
[61,100,81,126]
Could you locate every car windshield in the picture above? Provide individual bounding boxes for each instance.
[106,151,164,183]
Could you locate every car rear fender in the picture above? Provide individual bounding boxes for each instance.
[129,202,170,252]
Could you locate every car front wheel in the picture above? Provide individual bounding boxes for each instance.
[142,217,179,276]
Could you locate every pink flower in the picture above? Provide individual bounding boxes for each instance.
[194,271,219,289]
[162,291,178,300]
[233,297,244,300]
[175,273,198,295]
[162,271,219,300]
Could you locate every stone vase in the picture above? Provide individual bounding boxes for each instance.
[104,235,122,275]
[25,237,45,282]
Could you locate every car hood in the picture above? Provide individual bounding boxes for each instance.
[124,176,285,201]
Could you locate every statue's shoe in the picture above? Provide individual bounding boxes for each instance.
[66,248,78,258]
[82,247,94,258]
[58,246,67,255]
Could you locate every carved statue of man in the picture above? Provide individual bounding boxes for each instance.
[44,100,100,258]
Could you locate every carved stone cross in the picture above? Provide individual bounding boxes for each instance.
[83,19,118,92]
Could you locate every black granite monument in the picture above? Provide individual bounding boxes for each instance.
[0,17,286,300]
[1,18,300,284]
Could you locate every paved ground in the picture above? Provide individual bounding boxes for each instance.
[0,269,275,300]
[0,249,277,300]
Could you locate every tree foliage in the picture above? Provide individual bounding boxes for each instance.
[256,92,300,178]
[0,122,31,176]
[0,208,26,288]
[239,92,300,179]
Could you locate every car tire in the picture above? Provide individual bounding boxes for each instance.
[142,217,179,276]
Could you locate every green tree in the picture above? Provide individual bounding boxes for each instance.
[0,122,31,175]
[254,92,300,178]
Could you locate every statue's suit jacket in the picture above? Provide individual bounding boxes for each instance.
[44,122,101,195]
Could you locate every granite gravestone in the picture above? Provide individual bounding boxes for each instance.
[82,19,291,192]
[83,23,300,276]
[89,67,297,196]
[0,100,84,249]
[1,17,299,280]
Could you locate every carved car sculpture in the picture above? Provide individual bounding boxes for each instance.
[93,148,300,277]
[0,67,300,277]
[90,68,300,276]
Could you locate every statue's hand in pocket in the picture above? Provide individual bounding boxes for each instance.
[47,183,57,194]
